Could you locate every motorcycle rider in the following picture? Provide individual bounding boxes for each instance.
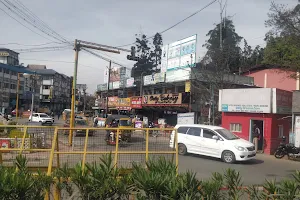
[109,120,118,142]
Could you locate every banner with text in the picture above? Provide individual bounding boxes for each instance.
[143,93,182,106]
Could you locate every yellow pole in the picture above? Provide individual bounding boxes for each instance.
[145,129,149,162]
[19,126,28,155]
[56,132,60,169]
[16,73,20,121]
[69,39,79,146]
[175,129,179,176]
[82,128,89,171]
[114,128,119,169]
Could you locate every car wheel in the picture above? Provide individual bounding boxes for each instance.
[178,143,187,155]
[222,151,236,164]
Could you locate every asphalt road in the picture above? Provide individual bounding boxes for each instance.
[178,153,300,185]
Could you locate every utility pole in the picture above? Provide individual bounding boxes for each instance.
[219,0,223,50]
[106,61,111,118]
[189,54,193,113]
[83,88,86,113]
[69,39,79,146]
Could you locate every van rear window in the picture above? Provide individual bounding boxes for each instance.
[177,127,189,134]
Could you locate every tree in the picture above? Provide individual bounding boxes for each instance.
[264,2,300,73]
[131,33,163,78]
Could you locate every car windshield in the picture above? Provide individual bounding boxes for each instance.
[215,129,239,140]
[76,120,87,126]
[119,120,131,126]
[39,114,49,118]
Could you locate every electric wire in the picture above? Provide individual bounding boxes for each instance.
[116,0,217,47]
[0,42,64,46]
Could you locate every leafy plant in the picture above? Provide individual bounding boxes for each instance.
[223,168,244,200]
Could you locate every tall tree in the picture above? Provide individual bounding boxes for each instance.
[264,2,300,73]
[202,18,243,73]
[131,33,163,78]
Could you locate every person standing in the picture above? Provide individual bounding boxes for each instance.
[252,124,261,152]
[57,111,61,120]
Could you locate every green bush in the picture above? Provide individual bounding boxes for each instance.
[1,155,300,199]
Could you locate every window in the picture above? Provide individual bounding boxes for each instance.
[187,127,201,137]
[43,85,50,89]
[215,129,239,140]
[230,123,242,132]
[177,126,189,134]
[278,125,284,138]
[202,129,217,139]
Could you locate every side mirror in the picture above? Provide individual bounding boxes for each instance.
[212,135,219,140]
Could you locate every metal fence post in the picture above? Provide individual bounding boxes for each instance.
[19,126,28,155]
[114,128,120,169]
[145,129,149,162]
[82,128,89,171]
[175,129,179,176]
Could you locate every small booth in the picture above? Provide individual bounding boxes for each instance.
[219,88,292,155]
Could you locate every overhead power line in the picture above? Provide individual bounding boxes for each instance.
[0,41,63,47]
[117,0,217,47]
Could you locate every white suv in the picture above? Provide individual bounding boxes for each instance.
[170,124,256,163]
[29,113,54,125]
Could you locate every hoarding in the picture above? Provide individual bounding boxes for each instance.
[131,96,142,109]
[143,93,182,106]
[126,78,135,87]
[166,68,190,82]
[219,88,272,113]
[160,35,197,72]
[108,96,118,108]
[112,81,120,89]
[117,98,131,110]
[177,112,195,124]
[143,72,165,85]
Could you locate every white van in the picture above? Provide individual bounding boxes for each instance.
[170,124,256,163]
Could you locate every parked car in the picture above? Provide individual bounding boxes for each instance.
[170,124,256,164]
[28,113,54,125]
[64,119,94,136]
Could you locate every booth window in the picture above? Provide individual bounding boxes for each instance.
[230,123,242,132]
[278,125,284,138]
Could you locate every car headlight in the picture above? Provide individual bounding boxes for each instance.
[234,146,247,151]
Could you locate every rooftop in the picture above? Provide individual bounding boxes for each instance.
[0,63,30,73]
[0,48,19,55]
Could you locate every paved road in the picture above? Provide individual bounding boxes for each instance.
[178,153,300,185]
[14,117,65,126]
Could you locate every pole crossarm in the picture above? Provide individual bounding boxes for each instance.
[78,40,131,53]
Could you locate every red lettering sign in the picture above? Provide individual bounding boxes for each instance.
[131,97,142,109]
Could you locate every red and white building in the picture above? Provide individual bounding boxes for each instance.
[219,88,292,154]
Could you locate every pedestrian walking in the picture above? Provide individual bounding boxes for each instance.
[57,111,61,120]
[252,124,261,152]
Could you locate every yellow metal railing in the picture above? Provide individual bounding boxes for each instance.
[0,125,178,200]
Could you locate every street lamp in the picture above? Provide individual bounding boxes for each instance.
[23,72,39,121]
[16,73,22,121]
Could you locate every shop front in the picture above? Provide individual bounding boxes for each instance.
[142,93,188,126]
[219,88,292,155]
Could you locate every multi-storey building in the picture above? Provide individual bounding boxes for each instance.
[27,65,72,113]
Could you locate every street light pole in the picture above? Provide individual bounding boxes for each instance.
[140,71,146,96]
[24,71,37,121]
[16,73,21,121]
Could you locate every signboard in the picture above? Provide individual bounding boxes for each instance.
[295,116,300,147]
[185,81,191,92]
[219,88,272,113]
[108,96,118,108]
[117,98,131,110]
[131,96,142,109]
[161,35,196,72]
[112,81,120,89]
[126,78,135,87]
[143,73,166,85]
[177,112,195,124]
[0,52,9,56]
[166,68,190,82]
[143,93,182,106]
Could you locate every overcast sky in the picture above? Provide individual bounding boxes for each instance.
[0,0,297,93]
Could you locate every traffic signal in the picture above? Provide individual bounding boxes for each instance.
[127,46,140,61]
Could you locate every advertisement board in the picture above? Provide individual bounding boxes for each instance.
[143,73,166,85]
[126,78,135,87]
[177,112,195,124]
[219,88,272,113]
[161,35,197,72]
[166,68,190,82]
[108,96,118,108]
[295,116,300,147]
[112,81,120,89]
[131,96,142,109]
[97,84,107,91]
[143,93,182,106]
[117,98,131,110]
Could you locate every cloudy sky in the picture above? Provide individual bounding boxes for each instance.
[0,0,297,93]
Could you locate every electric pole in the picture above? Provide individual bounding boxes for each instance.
[106,61,111,118]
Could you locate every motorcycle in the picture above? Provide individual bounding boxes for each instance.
[106,131,128,146]
[148,121,159,137]
[274,136,300,159]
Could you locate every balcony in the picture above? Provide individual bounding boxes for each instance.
[42,89,50,95]
[42,79,53,85]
